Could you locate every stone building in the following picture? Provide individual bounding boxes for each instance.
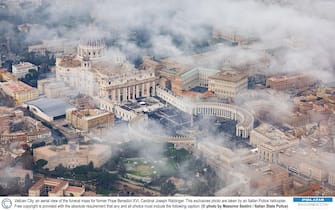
[266,74,314,91]
[96,65,157,103]
[0,69,16,81]
[0,80,39,105]
[66,108,114,132]
[56,34,157,105]
[257,140,298,163]
[158,66,221,96]
[249,164,290,195]
[12,62,37,79]
[28,44,47,55]
[250,123,299,163]
[179,67,220,91]
[37,77,79,98]
[29,178,85,197]
[0,112,51,146]
[278,148,335,184]
[33,142,111,170]
[208,70,248,98]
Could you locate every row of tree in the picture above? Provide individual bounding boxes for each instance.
[19,69,38,87]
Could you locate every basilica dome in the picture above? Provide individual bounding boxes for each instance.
[77,29,106,60]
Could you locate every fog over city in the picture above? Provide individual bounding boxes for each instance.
[1,0,334,80]
[1,0,335,197]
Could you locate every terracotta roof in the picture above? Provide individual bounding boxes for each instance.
[49,180,68,193]
[209,71,247,82]
[29,178,65,191]
[83,191,97,196]
[65,186,85,194]
[1,81,35,92]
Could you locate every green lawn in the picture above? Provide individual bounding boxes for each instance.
[124,158,176,178]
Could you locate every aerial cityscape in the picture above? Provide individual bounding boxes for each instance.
[1,0,335,197]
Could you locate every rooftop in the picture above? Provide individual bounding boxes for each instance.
[29,177,65,191]
[33,143,110,157]
[180,67,220,79]
[0,80,35,92]
[13,62,36,69]
[282,148,335,171]
[161,68,177,75]
[69,108,112,120]
[267,74,309,82]
[209,70,247,82]
[58,55,81,68]
[65,186,85,193]
[25,98,74,118]
[92,61,127,75]
[254,123,296,143]
[0,69,16,81]
[29,177,85,196]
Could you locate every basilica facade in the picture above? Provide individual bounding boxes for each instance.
[56,35,157,105]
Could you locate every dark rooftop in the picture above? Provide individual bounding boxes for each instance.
[25,98,74,118]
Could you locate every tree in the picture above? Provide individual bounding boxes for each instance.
[24,73,33,81]
[190,180,210,196]
[117,161,126,176]
[35,159,48,169]
[2,60,13,71]
[20,68,38,87]
[96,172,118,193]
[22,174,33,194]
[54,164,66,176]
[20,151,34,170]
[160,180,176,195]
[73,165,89,175]
[39,63,49,76]
[0,185,5,195]
[28,69,38,79]
[88,161,94,170]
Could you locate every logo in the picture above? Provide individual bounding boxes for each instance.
[1,198,12,209]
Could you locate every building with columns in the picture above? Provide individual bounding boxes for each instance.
[56,34,157,105]
[96,66,156,103]
[155,87,254,138]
